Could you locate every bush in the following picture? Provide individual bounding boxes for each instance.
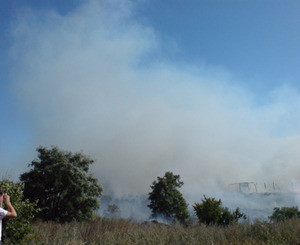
[193,196,246,226]
[269,206,300,222]
[0,179,38,244]
[104,204,121,219]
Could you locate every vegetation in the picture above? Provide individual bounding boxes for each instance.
[104,204,121,219]
[193,196,246,226]
[20,146,103,223]
[148,172,189,223]
[269,206,300,222]
[1,145,299,244]
[0,179,38,244]
[17,216,300,245]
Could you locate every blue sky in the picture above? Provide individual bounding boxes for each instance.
[138,1,299,86]
[0,0,299,194]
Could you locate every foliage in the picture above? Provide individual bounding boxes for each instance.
[269,206,300,222]
[20,146,103,223]
[0,179,38,244]
[148,171,189,223]
[104,204,121,219]
[193,196,246,226]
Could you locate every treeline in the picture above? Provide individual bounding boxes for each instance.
[1,146,299,243]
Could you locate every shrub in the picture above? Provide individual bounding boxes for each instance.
[269,206,300,222]
[193,196,246,226]
[104,204,121,219]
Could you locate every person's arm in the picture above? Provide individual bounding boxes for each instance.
[3,194,17,218]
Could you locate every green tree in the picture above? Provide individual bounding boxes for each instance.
[20,146,103,223]
[193,196,246,226]
[0,179,38,244]
[269,206,299,222]
[148,171,189,223]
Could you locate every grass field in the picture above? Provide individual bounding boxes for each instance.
[17,217,300,245]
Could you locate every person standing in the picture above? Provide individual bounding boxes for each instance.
[0,188,17,244]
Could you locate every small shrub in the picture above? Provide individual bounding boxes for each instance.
[193,196,246,226]
[269,206,300,222]
[104,204,121,219]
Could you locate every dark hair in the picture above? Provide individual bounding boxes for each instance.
[0,187,3,195]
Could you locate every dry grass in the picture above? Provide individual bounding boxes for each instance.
[18,217,300,245]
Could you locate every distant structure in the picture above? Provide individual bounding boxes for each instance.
[229,182,281,194]
[229,182,257,194]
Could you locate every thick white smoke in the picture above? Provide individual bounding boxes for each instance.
[8,1,300,200]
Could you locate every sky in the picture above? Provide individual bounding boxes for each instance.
[0,0,299,197]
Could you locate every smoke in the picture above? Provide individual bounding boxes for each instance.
[7,0,300,201]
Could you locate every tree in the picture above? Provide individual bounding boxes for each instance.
[20,146,103,223]
[148,171,189,223]
[193,196,246,226]
[269,206,300,222]
[0,179,38,244]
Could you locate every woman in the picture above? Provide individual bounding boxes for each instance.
[0,188,17,244]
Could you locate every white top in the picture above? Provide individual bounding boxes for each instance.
[0,208,8,241]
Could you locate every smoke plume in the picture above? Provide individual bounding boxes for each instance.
[7,1,300,202]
